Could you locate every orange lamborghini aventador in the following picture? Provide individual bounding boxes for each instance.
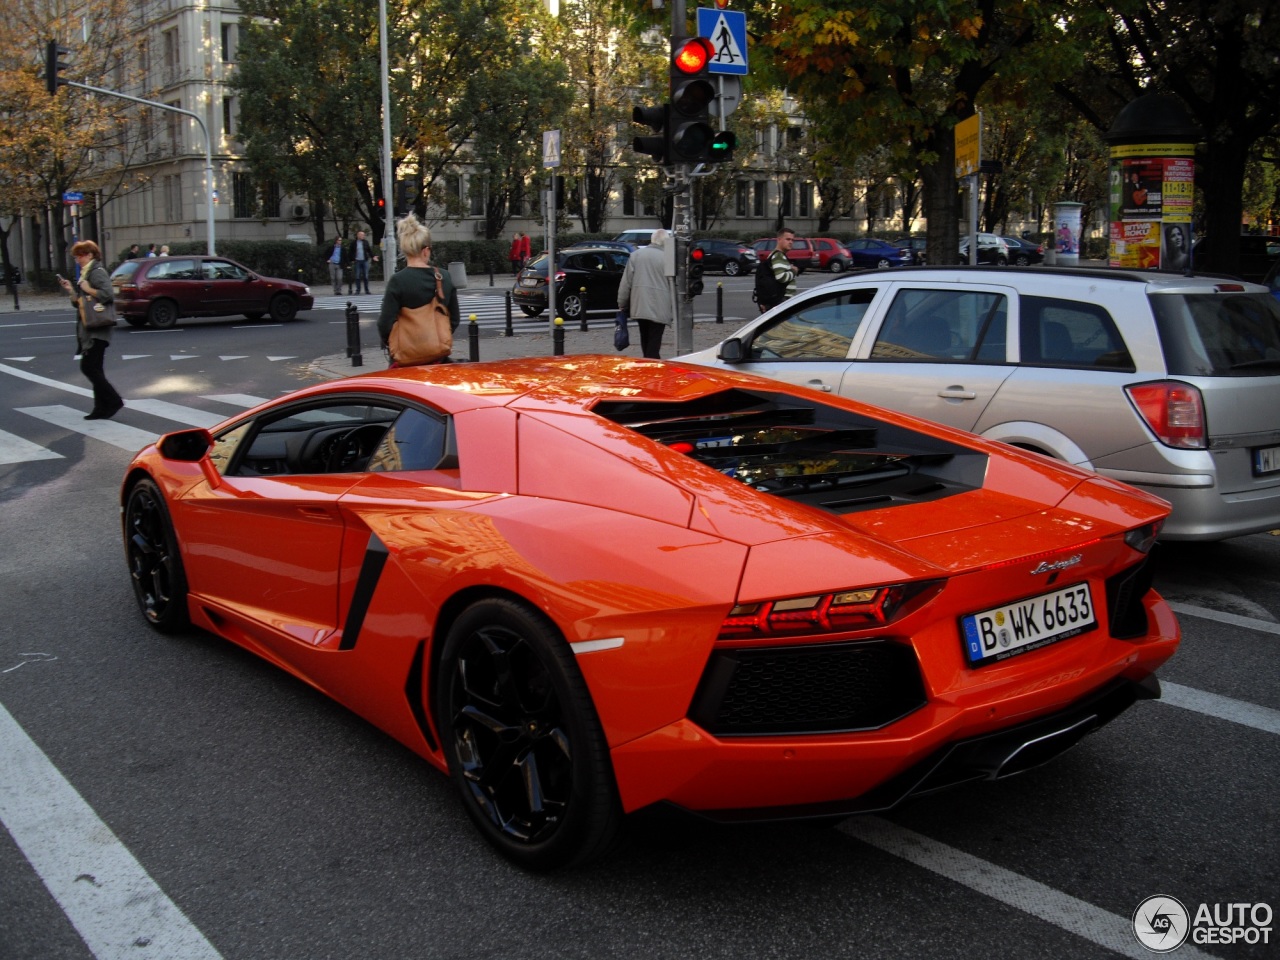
[121,355,1180,870]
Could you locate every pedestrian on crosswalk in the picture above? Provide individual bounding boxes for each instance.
[326,236,346,296]
[59,240,124,420]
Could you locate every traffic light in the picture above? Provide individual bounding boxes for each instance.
[707,131,736,164]
[44,39,70,95]
[668,36,715,164]
[688,244,705,297]
[632,103,668,164]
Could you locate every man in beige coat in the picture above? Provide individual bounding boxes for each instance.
[617,229,674,358]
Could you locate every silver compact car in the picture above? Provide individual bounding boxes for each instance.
[678,265,1280,541]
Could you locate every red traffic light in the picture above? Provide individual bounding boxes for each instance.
[690,247,704,261]
[672,37,712,75]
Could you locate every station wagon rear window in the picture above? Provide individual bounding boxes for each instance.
[1151,293,1280,376]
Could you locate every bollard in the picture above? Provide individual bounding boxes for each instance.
[579,286,589,332]
[468,314,479,362]
[504,291,514,337]
[553,317,565,355]
[716,282,724,324]
[345,301,363,367]
[489,262,495,286]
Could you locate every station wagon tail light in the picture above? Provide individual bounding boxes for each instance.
[1125,381,1206,449]
[719,580,944,640]
[1124,520,1163,554]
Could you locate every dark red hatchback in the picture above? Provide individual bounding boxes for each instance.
[110,255,314,327]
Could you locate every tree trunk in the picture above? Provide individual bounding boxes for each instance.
[920,129,959,265]
[1198,133,1250,276]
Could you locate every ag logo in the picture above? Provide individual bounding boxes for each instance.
[1133,895,1190,952]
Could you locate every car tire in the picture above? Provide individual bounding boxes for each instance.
[243,312,265,320]
[828,258,846,273]
[519,305,543,317]
[1015,254,1030,266]
[123,478,189,634]
[268,294,298,322]
[997,255,1009,266]
[147,299,178,328]
[876,258,891,269]
[559,292,585,320]
[723,260,741,277]
[436,597,621,871]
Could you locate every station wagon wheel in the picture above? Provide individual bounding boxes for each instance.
[559,292,585,320]
[437,598,620,870]
[723,260,741,277]
[123,478,189,633]
[268,294,298,322]
[147,299,178,328]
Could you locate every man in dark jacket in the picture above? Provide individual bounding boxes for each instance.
[346,230,379,295]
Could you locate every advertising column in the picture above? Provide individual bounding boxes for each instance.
[1103,95,1200,273]
[1053,202,1084,265]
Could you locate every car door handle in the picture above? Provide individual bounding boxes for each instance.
[806,379,832,393]
[938,386,976,400]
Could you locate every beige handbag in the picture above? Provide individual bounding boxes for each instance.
[388,269,452,365]
[78,263,118,329]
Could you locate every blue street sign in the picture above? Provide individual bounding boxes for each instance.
[62,191,84,204]
[697,8,748,76]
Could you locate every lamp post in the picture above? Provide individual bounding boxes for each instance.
[379,0,396,275]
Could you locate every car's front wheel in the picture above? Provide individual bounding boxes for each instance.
[876,258,892,269]
[123,478,189,633]
[147,299,178,328]
[828,258,847,273]
[436,598,621,871]
[268,294,298,322]
[723,260,741,277]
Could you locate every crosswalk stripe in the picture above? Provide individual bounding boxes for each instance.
[0,429,63,464]
[123,398,225,428]
[0,362,93,397]
[202,394,268,408]
[16,406,160,452]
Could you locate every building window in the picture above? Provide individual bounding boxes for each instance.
[233,172,255,218]
[780,182,793,218]
[468,176,486,216]
[162,28,180,86]
[220,22,236,62]
[164,174,183,222]
[622,183,636,217]
[166,101,182,155]
[222,96,235,140]
[798,182,812,217]
[138,39,150,89]
[735,181,749,217]
[139,108,152,151]
[263,181,282,218]
[753,181,766,218]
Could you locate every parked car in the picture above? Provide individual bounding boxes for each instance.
[691,239,758,276]
[958,233,1011,265]
[1001,235,1046,265]
[511,246,629,319]
[1191,234,1280,282]
[678,264,1280,541]
[1264,258,1280,303]
[109,255,313,327]
[122,354,1177,869]
[809,238,852,272]
[613,228,658,247]
[563,240,634,252]
[752,237,821,272]
[844,238,914,269]
[900,236,928,265]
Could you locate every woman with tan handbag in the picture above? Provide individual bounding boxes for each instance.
[58,240,124,420]
[377,214,461,367]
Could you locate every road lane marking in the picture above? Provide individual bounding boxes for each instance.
[123,398,224,428]
[202,394,268,408]
[0,428,63,464]
[1159,682,1280,735]
[0,362,93,396]
[0,701,224,960]
[840,818,1222,960]
[1169,601,1280,635]
[17,406,158,452]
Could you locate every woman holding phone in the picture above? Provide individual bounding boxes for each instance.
[58,240,124,420]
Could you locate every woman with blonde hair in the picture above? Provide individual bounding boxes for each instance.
[377,214,461,366]
[58,239,124,419]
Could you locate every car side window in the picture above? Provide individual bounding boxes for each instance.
[366,407,454,472]
[223,402,401,477]
[204,260,249,281]
[1020,296,1134,370]
[748,290,875,360]
[871,290,1007,362]
[150,259,198,280]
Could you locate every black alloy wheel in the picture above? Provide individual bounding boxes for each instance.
[437,598,620,870]
[147,299,179,328]
[268,294,298,322]
[124,478,189,633]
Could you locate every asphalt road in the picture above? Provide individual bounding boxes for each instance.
[0,290,1276,960]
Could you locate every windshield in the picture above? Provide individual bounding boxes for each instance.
[1151,292,1280,375]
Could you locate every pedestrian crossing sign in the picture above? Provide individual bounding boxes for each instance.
[697,8,748,76]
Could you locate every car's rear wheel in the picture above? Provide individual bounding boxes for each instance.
[558,292,585,320]
[723,260,741,277]
[519,305,543,317]
[147,299,178,328]
[436,598,621,871]
[997,255,1009,266]
[123,478,189,633]
[1014,254,1030,266]
[268,294,298,322]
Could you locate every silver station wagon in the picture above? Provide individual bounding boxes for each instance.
[679,266,1280,541]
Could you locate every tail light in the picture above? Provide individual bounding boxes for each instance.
[1124,381,1206,449]
[719,580,944,641]
[1124,520,1164,554]
[553,270,566,284]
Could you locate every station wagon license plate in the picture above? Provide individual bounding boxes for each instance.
[961,582,1095,667]
[1254,444,1280,475]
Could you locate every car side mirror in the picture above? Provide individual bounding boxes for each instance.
[158,428,213,462]
[717,338,745,363]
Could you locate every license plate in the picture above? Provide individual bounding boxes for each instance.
[961,582,1095,667]
[1255,444,1280,475]
[520,278,539,287]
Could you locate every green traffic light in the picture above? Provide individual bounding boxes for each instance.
[707,131,736,162]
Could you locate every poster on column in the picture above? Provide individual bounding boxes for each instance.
[1161,158,1194,222]
[1111,221,1162,269]
[1120,159,1163,218]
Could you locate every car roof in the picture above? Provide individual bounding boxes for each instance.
[823,264,1270,291]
